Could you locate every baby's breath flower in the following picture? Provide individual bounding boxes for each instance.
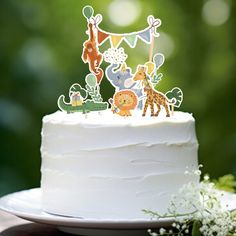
[150,232,158,236]
[144,168,236,236]
[204,174,210,181]
[181,223,186,229]
[194,169,202,176]
[159,228,166,235]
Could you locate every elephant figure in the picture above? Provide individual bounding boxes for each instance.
[105,63,143,109]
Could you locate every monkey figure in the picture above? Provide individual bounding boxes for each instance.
[82,23,104,84]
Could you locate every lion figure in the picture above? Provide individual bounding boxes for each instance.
[113,90,138,116]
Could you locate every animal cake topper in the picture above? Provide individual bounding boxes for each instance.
[58,74,108,114]
[57,5,183,117]
[82,22,104,84]
[109,90,138,117]
[133,65,183,117]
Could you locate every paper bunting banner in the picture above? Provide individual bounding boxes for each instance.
[97,29,109,45]
[95,24,159,48]
[147,15,161,37]
[86,9,161,49]
[123,34,138,48]
[110,35,124,48]
[137,29,151,44]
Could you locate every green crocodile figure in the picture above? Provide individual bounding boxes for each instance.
[58,95,108,114]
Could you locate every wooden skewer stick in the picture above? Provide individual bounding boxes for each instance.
[171,104,174,116]
[149,34,155,62]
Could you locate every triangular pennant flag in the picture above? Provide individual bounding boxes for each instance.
[110,35,123,48]
[137,29,151,44]
[97,29,109,45]
[124,34,138,48]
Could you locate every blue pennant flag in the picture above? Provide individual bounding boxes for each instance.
[137,29,151,44]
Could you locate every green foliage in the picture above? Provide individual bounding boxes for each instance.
[151,72,163,85]
[192,221,201,236]
[85,84,103,102]
[85,74,103,102]
[165,87,183,108]
[213,175,236,193]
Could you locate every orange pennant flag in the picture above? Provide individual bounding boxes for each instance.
[97,30,109,45]
[110,35,123,48]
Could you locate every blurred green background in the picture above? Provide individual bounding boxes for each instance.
[0,0,235,196]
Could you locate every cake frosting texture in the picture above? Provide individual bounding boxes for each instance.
[40,110,199,219]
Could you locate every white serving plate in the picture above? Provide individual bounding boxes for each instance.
[0,188,235,236]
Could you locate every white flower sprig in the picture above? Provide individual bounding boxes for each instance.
[144,171,236,236]
[103,47,127,64]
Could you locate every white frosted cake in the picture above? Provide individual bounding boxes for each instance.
[40,110,199,219]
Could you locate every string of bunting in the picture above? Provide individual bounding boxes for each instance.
[83,6,161,48]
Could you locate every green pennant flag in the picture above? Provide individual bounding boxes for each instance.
[124,34,138,48]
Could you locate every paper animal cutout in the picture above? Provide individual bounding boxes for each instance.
[82,23,104,84]
[58,74,108,114]
[109,90,138,116]
[106,64,135,90]
[105,53,166,111]
[133,65,182,117]
[105,63,143,110]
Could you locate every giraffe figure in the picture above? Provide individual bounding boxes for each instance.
[133,65,171,117]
